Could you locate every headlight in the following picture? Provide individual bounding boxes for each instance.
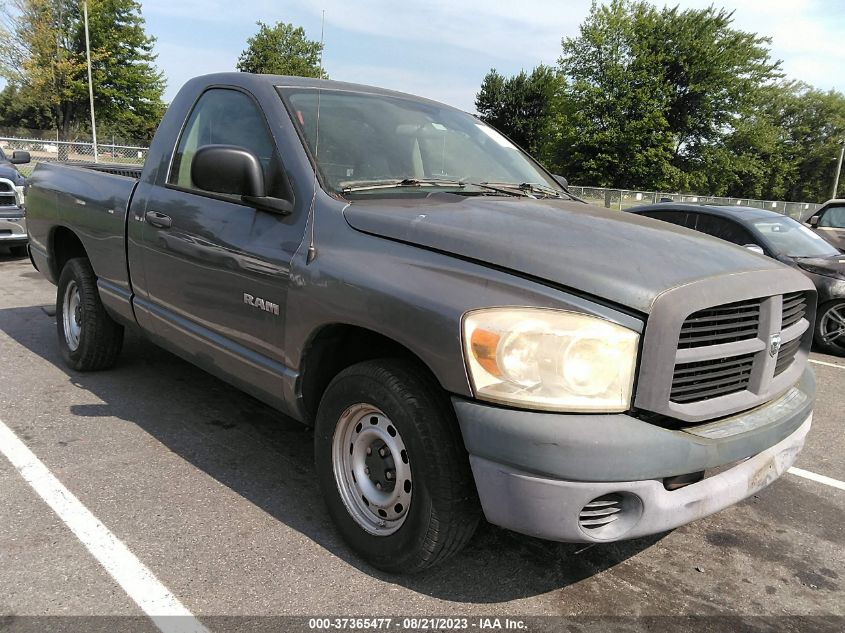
[796,261,845,281]
[462,308,639,412]
[14,185,25,207]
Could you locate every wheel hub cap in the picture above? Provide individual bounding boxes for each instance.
[332,404,412,535]
[62,281,82,352]
[821,304,845,348]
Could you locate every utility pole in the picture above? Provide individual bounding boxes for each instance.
[83,1,98,163]
[832,138,845,200]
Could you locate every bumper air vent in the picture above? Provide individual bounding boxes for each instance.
[579,493,624,530]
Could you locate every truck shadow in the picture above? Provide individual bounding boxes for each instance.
[0,248,27,261]
[0,303,664,602]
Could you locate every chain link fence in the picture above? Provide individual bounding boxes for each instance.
[0,137,148,177]
[568,186,821,220]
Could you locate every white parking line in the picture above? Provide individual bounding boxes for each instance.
[809,358,845,369]
[0,418,209,633]
[788,467,845,491]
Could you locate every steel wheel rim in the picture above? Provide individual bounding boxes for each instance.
[331,403,412,536]
[62,280,82,352]
[820,304,845,349]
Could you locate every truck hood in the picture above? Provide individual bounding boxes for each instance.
[0,164,25,184]
[343,195,783,314]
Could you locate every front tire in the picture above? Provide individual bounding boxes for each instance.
[814,300,845,356]
[315,359,480,573]
[56,258,124,371]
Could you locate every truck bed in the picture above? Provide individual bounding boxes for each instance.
[67,162,144,180]
[26,161,140,316]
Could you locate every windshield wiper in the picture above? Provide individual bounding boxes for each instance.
[340,178,545,199]
[468,182,534,198]
[481,181,564,199]
[340,178,467,193]
[481,181,590,203]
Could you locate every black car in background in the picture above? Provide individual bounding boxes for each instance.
[628,203,845,356]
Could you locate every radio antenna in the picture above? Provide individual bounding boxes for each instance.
[306,9,325,265]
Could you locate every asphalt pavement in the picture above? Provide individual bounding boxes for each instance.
[1,248,843,632]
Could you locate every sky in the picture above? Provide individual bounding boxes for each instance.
[139,0,845,112]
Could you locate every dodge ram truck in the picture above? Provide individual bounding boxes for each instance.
[26,73,816,573]
[0,148,31,256]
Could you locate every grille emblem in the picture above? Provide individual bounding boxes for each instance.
[769,333,782,358]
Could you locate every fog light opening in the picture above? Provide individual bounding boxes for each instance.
[578,492,643,540]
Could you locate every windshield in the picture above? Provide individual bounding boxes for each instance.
[278,87,561,197]
[751,217,840,258]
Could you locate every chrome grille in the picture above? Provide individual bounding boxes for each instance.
[579,494,623,530]
[782,292,807,330]
[671,353,755,403]
[678,298,761,349]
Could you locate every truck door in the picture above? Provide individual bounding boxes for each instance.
[135,87,302,408]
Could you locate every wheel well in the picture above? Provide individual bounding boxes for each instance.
[300,325,437,422]
[51,226,87,278]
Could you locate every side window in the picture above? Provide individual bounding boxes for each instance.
[691,214,755,246]
[641,211,690,227]
[169,89,286,198]
[819,205,845,228]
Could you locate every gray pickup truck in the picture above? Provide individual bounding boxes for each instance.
[26,73,816,573]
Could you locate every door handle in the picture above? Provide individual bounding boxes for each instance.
[145,210,172,229]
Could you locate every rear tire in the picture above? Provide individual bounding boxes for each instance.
[314,359,480,573]
[814,300,845,356]
[56,258,124,371]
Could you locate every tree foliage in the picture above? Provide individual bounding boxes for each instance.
[476,0,845,202]
[0,0,165,141]
[237,21,326,78]
[555,0,780,191]
[475,65,562,157]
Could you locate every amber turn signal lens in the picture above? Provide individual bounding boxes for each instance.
[470,328,502,377]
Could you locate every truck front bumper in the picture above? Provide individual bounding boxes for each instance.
[0,211,27,245]
[453,367,814,543]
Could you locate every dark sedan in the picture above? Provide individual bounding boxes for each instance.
[628,203,845,356]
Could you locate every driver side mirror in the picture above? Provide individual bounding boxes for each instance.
[808,215,820,227]
[743,244,765,255]
[553,174,568,188]
[191,144,292,215]
[10,150,30,165]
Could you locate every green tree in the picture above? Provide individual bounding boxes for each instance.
[642,3,779,188]
[237,21,326,78]
[721,82,845,202]
[84,0,166,140]
[475,65,563,159]
[0,0,165,140]
[554,0,680,189]
[0,83,55,131]
[551,0,780,191]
